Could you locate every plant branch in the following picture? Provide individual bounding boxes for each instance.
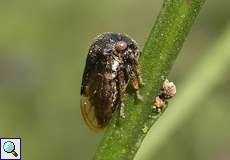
[135,24,230,160]
[94,0,206,160]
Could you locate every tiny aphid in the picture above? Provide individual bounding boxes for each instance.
[80,32,143,131]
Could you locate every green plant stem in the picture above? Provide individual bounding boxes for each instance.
[135,24,230,160]
[94,0,206,159]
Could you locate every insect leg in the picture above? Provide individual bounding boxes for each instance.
[126,57,143,101]
[132,59,144,86]
[129,72,143,102]
[117,69,126,118]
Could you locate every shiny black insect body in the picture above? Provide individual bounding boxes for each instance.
[80,32,142,131]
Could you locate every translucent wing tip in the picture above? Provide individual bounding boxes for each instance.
[80,96,105,132]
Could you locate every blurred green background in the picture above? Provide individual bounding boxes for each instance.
[0,0,230,160]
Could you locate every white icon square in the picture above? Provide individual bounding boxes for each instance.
[0,138,21,160]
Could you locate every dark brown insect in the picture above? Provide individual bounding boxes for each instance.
[80,32,143,131]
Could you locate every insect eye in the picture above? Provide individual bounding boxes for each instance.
[115,41,127,52]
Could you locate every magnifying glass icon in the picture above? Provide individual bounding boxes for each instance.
[3,141,18,157]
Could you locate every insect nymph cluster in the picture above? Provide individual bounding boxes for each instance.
[80,32,143,131]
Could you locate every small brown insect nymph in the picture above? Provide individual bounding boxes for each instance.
[80,32,143,131]
[152,79,176,112]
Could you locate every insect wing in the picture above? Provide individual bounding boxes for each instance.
[80,96,104,131]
